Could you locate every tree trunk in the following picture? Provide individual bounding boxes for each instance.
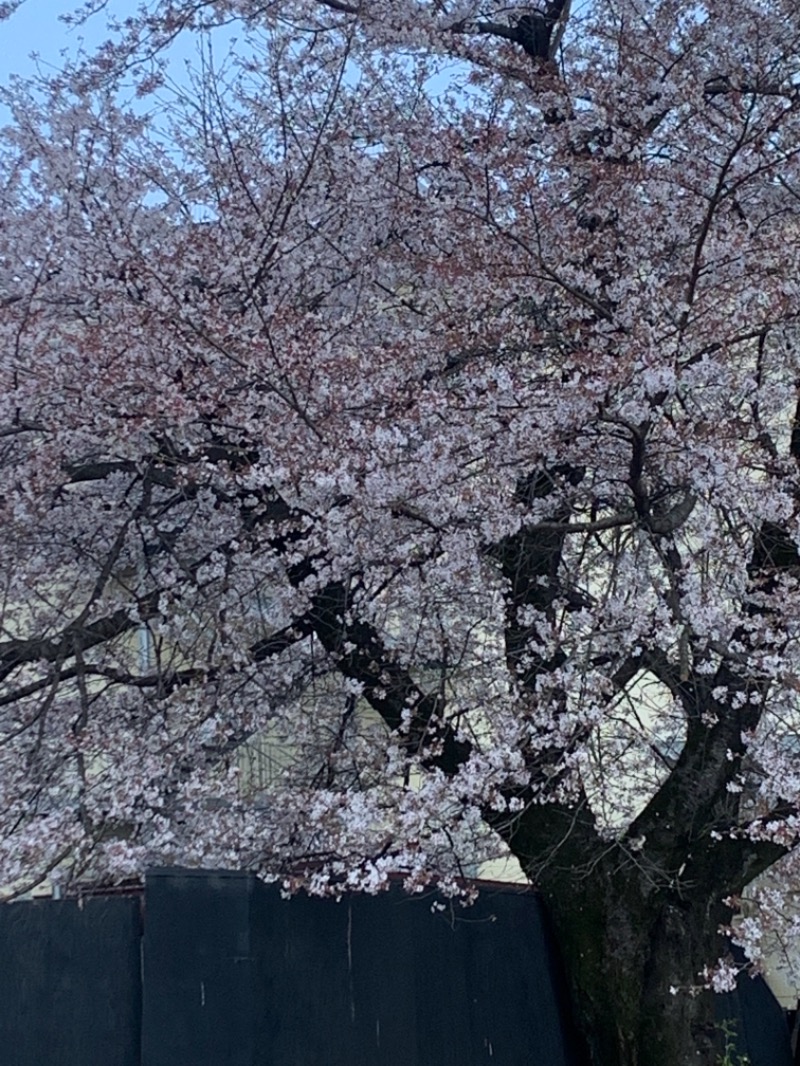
[534,862,733,1066]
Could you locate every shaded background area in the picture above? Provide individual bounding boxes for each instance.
[0,868,793,1065]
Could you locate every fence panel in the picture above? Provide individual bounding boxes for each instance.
[0,896,142,1066]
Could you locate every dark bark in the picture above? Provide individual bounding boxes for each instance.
[491,672,790,1066]
[536,859,731,1066]
[307,579,471,774]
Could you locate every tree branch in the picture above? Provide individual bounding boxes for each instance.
[308,580,471,775]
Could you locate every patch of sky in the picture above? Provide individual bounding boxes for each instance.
[0,1,242,121]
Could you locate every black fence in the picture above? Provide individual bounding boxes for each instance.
[0,868,794,1065]
[0,894,142,1066]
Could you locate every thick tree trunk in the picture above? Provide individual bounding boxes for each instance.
[534,863,732,1066]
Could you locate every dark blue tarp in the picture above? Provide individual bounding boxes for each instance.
[0,895,142,1066]
[0,868,794,1066]
[142,867,583,1066]
[718,945,794,1066]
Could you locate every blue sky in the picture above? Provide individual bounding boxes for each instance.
[0,1,251,97]
[0,1,245,129]
[0,1,112,84]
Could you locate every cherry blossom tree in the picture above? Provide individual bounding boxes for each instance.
[3,1,800,1062]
